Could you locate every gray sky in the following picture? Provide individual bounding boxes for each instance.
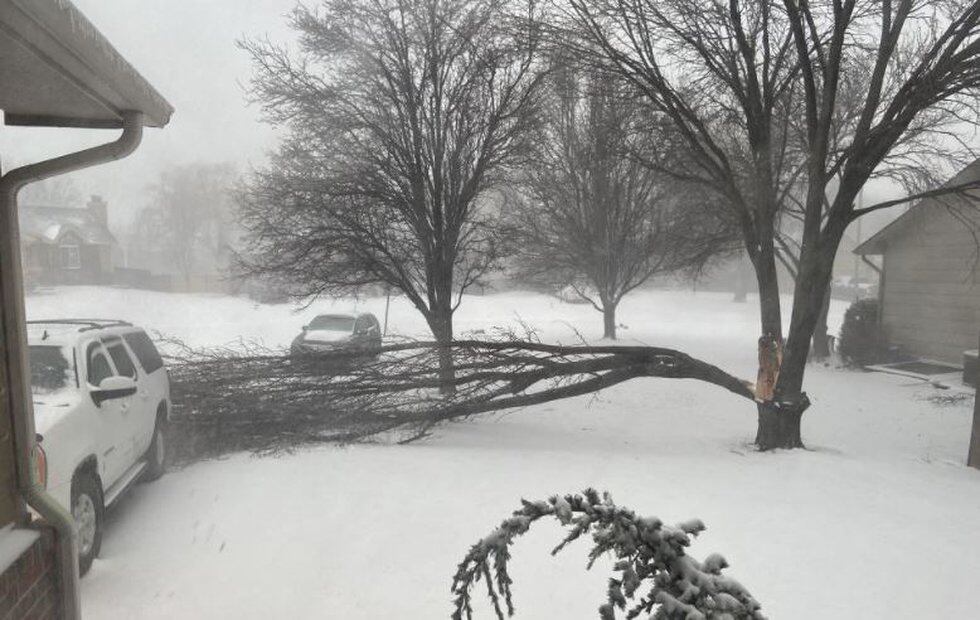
[0,0,295,230]
[0,0,963,242]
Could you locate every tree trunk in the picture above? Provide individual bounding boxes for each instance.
[755,399,805,450]
[751,243,792,449]
[429,310,455,395]
[602,302,617,340]
[755,238,839,450]
[733,255,750,303]
[810,283,833,361]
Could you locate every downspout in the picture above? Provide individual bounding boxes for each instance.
[0,111,144,620]
[860,254,882,276]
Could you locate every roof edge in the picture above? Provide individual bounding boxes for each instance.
[2,0,173,128]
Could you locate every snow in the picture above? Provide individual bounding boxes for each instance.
[24,286,980,619]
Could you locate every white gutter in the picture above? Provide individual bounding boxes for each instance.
[0,110,144,620]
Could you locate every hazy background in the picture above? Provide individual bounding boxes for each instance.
[0,0,966,242]
[0,0,294,231]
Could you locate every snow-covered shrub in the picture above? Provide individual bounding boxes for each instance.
[451,489,764,619]
[838,298,882,367]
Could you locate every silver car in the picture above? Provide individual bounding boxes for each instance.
[289,312,382,357]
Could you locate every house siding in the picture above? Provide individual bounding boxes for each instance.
[879,202,980,364]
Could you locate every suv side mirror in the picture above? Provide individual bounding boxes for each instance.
[91,376,137,406]
[301,325,309,331]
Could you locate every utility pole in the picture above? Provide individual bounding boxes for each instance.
[853,189,863,284]
[969,332,980,469]
[383,288,391,337]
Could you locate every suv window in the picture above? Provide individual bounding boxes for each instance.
[123,331,164,374]
[106,341,137,378]
[86,343,115,386]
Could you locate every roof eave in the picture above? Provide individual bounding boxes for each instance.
[0,0,173,129]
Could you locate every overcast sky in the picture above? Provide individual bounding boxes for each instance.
[0,0,960,241]
[0,0,295,230]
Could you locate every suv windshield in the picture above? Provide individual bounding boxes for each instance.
[29,345,73,394]
[308,315,355,331]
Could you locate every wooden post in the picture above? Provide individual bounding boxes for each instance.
[969,332,980,469]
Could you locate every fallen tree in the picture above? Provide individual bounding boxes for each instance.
[164,336,756,464]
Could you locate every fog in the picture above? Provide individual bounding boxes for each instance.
[0,0,293,229]
[0,0,957,240]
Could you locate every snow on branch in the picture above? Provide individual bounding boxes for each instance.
[451,489,764,620]
[162,335,754,463]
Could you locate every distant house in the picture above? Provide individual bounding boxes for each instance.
[20,195,118,286]
[854,159,980,365]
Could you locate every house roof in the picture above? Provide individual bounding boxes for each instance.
[0,0,173,128]
[20,204,116,246]
[854,158,980,255]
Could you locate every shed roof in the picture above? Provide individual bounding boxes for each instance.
[854,158,980,255]
[0,0,172,129]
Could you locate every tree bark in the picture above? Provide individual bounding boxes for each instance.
[810,283,832,360]
[733,255,750,303]
[602,301,617,340]
[755,239,838,450]
[752,247,783,339]
[429,310,456,395]
[755,399,805,450]
[751,242,797,449]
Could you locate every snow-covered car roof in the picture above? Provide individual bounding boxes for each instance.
[26,319,138,347]
[314,312,376,318]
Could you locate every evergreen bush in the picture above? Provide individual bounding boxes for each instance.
[451,489,764,619]
[838,298,881,367]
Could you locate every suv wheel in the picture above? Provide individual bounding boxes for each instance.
[143,413,167,482]
[72,471,104,576]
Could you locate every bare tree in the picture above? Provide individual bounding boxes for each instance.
[237,0,546,388]
[561,0,980,449]
[19,174,82,207]
[130,162,237,285]
[513,67,738,339]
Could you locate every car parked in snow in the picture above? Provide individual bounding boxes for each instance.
[27,319,170,575]
[555,283,597,305]
[289,312,383,357]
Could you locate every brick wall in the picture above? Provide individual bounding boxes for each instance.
[0,527,60,620]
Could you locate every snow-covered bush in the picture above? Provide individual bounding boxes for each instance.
[838,298,882,367]
[451,489,764,619]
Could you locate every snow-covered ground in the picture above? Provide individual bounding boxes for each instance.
[25,286,980,619]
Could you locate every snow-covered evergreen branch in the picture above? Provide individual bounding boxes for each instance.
[452,489,764,620]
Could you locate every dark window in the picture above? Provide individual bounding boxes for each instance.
[309,315,355,331]
[107,342,137,378]
[123,331,164,374]
[87,344,114,386]
[60,245,81,270]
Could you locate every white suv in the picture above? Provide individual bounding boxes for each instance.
[27,319,170,575]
